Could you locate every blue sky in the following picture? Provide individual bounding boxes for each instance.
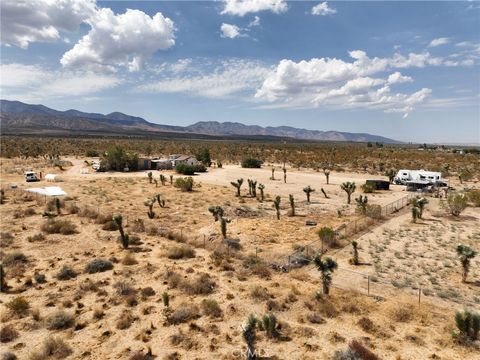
[1,0,479,143]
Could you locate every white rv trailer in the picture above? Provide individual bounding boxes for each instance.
[394,169,442,185]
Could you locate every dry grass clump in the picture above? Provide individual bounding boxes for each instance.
[170,330,198,350]
[41,219,77,235]
[101,220,118,231]
[180,273,216,295]
[0,324,19,343]
[27,233,46,242]
[250,286,270,301]
[201,299,223,318]
[141,287,156,298]
[390,304,414,323]
[164,270,182,288]
[169,303,200,324]
[114,281,137,297]
[46,310,75,330]
[56,265,77,280]
[121,253,138,265]
[1,232,14,246]
[165,244,196,260]
[2,251,28,266]
[95,213,114,225]
[6,296,30,317]
[84,258,113,273]
[116,311,136,330]
[29,336,72,360]
[357,317,376,333]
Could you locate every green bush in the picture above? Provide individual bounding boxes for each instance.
[467,189,480,207]
[241,158,262,168]
[86,149,99,157]
[176,163,207,175]
[100,145,138,171]
[174,177,194,192]
[201,299,222,318]
[455,308,480,342]
[6,297,30,316]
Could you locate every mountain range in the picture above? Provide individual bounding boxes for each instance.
[0,100,399,143]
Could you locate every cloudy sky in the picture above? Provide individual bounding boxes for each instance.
[1,0,479,143]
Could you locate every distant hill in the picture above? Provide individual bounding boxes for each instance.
[0,100,399,143]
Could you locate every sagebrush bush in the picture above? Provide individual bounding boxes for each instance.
[29,336,72,360]
[169,303,200,324]
[27,233,45,242]
[174,177,194,192]
[166,245,196,259]
[41,219,77,235]
[84,259,113,274]
[2,251,28,266]
[102,220,118,231]
[46,310,75,330]
[116,312,135,330]
[114,281,136,296]
[201,299,222,318]
[180,274,216,295]
[56,265,77,280]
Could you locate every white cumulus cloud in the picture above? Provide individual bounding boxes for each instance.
[428,37,450,47]
[311,2,337,16]
[387,72,413,84]
[0,0,96,49]
[220,23,244,39]
[61,8,175,72]
[221,0,287,16]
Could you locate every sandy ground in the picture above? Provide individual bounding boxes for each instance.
[1,157,479,359]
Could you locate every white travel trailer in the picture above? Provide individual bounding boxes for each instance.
[394,169,442,185]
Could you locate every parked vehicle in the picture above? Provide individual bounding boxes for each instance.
[24,171,39,182]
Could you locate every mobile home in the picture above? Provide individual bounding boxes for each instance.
[394,169,442,185]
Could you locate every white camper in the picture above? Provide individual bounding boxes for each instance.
[394,169,442,185]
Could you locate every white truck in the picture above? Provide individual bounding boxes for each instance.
[24,171,39,182]
[394,169,442,185]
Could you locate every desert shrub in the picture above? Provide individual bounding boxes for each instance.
[174,177,194,192]
[6,296,30,316]
[84,258,113,274]
[176,163,206,175]
[131,219,145,233]
[241,158,262,168]
[201,299,222,318]
[446,193,468,216]
[102,220,118,231]
[181,274,216,295]
[0,232,14,246]
[100,145,138,171]
[0,325,19,343]
[365,204,382,219]
[29,336,72,360]
[361,183,375,193]
[250,286,270,301]
[121,253,138,265]
[164,270,182,288]
[467,189,480,207]
[46,310,75,330]
[391,305,413,323]
[317,227,338,248]
[41,219,77,235]
[27,233,45,242]
[86,149,99,157]
[116,311,135,329]
[454,308,480,342]
[114,281,136,296]
[65,203,79,215]
[243,255,271,279]
[141,287,156,298]
[56,265,77,280]
[348,339,380,360]
[169,303,200,324]
[2,352,17,360]
[358,317,375,333]
[2,251,28,266]
[166,245,196,259]
[34,272,47,284]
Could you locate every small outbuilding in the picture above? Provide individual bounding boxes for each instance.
[365,179,390,190]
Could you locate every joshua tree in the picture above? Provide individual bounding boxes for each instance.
[321,188,329,199]
[455,308,480,341]
[162,291,170,322]
[303,186,315,203]
[208,206,224,222]
[262,313,278,339]
[147,171,153,183]
[160,174,167,186]
[169,175,173,185]
[0,262,5,292]
[351,240,359,265]
[220,217,227,239]
[231,178,244,197]
[314,255,338,295]
[355,195,368,215]
[55,198,61,215]
[145,199,156,219]
[456,245,477,283]
[411,197,428,218]
[270,167,275,180]
[273,196,281,220]
[248,179,257,198]
[411,206,420,223]
[258,184,265,202]
[341,182,356,204]
[288,194,295,216]
[385,169,396,184]
[242,314,258,360]
[324,169,330,184]
[283,168,287,183]
[155,194,166,208]
[113,214,129,249]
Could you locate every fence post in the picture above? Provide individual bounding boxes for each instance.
[418,288,421,305]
